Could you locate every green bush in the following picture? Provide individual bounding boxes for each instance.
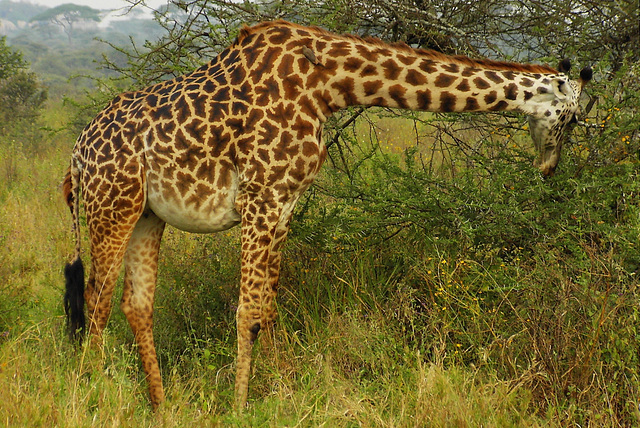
[0,37,47,145]
[275,58,640,425]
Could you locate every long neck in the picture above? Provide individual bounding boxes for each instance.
[311,37,560,118]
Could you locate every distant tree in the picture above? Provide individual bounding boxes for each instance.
[30,4,101,43]
[0,69,47,120]
[0,0,48,23]
[0,37,47,136]
[0,35,27,79]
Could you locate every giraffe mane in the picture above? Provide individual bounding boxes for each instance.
[238,20,558,75]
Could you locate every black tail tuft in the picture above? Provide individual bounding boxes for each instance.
[64,257,85,343]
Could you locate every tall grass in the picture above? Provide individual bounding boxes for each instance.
[0,111,551,426]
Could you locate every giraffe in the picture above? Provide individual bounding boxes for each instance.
[62,20,591,410]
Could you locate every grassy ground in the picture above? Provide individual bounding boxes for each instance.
[0,142,543,426]
[0,101,638,426]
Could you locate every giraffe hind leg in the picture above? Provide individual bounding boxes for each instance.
[81,156,147,343]
[120,210,166,410]
[84,226,134,342]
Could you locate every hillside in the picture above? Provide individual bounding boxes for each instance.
[0,0,164,90]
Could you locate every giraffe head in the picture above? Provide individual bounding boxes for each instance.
[526,61,592,177]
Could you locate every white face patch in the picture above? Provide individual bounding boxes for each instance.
[523,78,583,176]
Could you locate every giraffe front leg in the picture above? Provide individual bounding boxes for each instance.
[234,198,292,409]
[235,299,262,409]
[258,250,281,350]
[259,220,292,350]
[234,229,268,409]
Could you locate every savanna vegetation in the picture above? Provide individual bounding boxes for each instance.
[0,0,638,426]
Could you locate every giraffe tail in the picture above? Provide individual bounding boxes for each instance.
[62,161,86,343]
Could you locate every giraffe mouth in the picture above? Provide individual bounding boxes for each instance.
[541,165,556,177]
[533,151,559,178]
[533,155,559,176]
[529,118,563,177]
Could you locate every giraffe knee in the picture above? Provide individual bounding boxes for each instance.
[236,303,262,342]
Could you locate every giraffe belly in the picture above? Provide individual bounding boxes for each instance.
[146,178,241,234]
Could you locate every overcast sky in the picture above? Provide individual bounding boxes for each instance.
[23,0,168,11]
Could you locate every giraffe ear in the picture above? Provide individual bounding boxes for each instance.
[557,58,571,74]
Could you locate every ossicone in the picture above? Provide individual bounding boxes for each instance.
[578,66,592,90]
[558,58,571,73]
[579,66,593,83]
